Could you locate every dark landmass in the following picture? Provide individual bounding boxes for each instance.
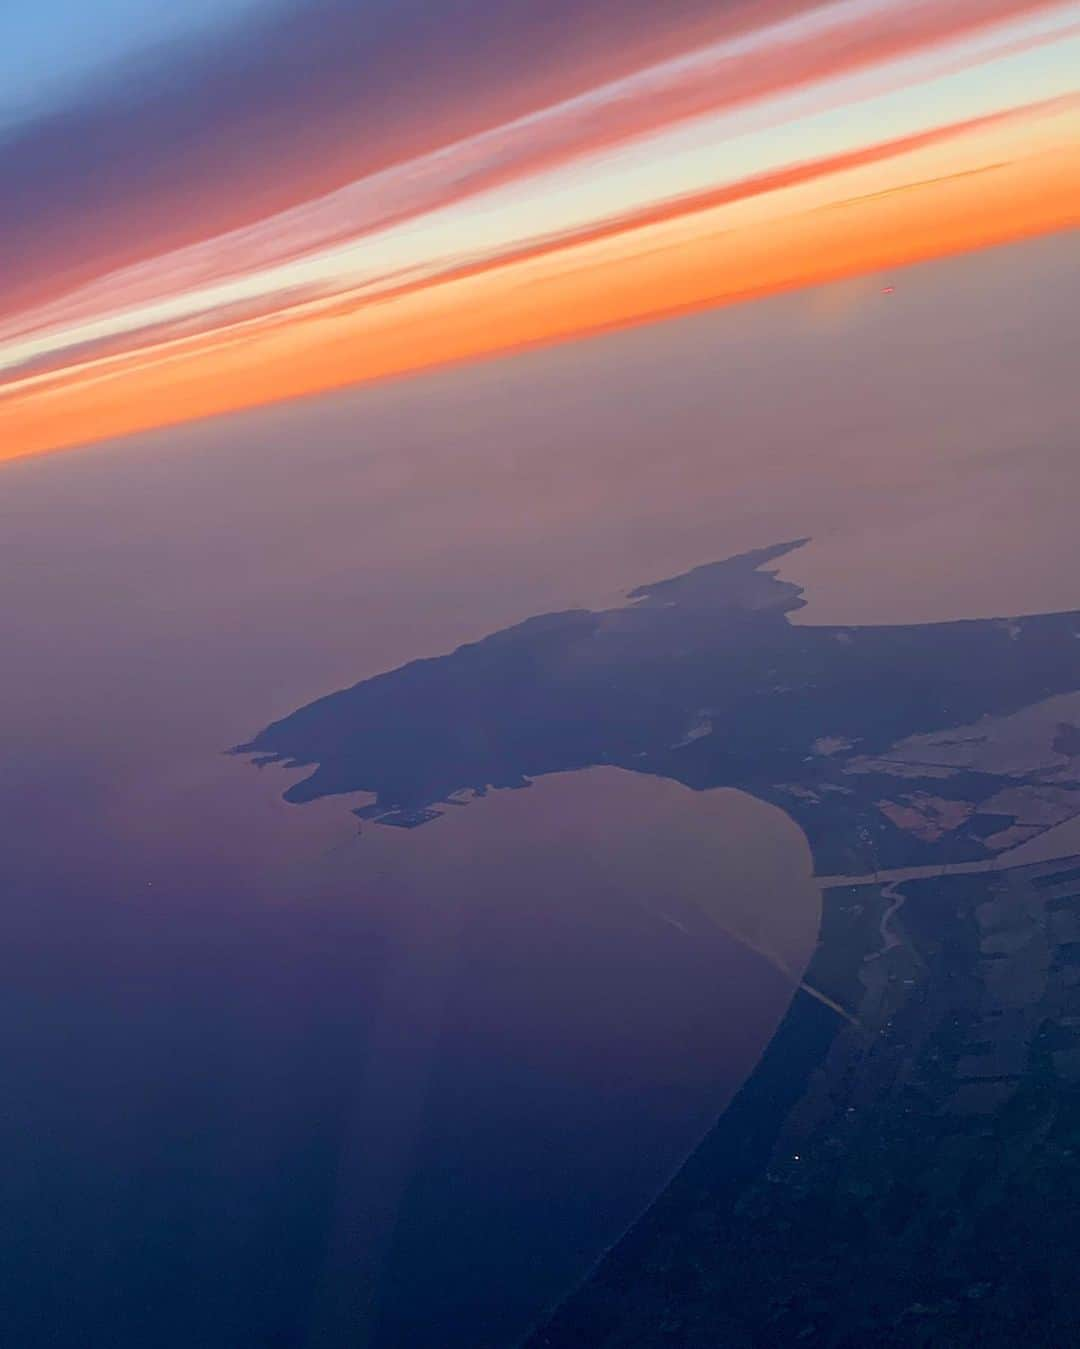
[235,539,1080,1345]
[526,853,1080,1347]
[236,539,1080,875]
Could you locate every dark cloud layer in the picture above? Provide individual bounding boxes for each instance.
[3,0,817,317]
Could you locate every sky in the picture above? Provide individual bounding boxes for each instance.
[0,0,264,128]
[0,0,1077,461]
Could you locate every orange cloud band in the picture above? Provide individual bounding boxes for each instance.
[6,0,1070,338]
[2,111,1077,463]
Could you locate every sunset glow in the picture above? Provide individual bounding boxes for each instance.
[2,0,1077,460]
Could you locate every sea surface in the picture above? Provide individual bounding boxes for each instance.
[0,231,1076,1348]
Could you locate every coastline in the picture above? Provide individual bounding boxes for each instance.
[527,848,1080,1346]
